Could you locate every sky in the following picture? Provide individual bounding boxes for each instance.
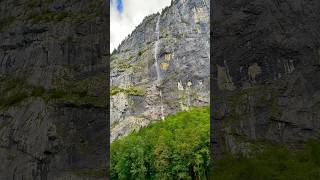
[110,0,172,52]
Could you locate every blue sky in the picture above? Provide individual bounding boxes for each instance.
[110,0,172,51]
[115,0,123,13]
[110,0,123,13]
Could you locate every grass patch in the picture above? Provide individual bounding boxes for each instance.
[42,88,105,107]
[117,61,132,70]
[138,48,148,56]
[111,86,145,96]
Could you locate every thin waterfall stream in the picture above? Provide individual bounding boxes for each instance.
[154,15,165,120]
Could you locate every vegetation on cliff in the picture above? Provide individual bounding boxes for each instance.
[212,140,320,180]
[111,107,210,179]
[0,75,107,110]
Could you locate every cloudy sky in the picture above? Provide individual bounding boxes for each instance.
[110,0,172,52]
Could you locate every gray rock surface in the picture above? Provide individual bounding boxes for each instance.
[0,0,108,179]
[211,0,320,159]
[110,0,210,142]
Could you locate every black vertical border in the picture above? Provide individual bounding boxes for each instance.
[210,0,224,175]
[97,0,110,178]
[106,0,111,178]
[209,0,215,174]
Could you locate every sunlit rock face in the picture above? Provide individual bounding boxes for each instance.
[0,0,108,179]
[211,0,320,159]
[111,0,210,142]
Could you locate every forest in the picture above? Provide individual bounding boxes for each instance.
[111,107,210,179]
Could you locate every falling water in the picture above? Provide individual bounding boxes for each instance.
[154,15,161,83]
[154,15,165,120]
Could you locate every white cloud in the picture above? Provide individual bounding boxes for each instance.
[110,0,172,52]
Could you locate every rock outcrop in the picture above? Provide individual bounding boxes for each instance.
[211,0,320,159]
[110,0,210,142]
[0,0,108,179]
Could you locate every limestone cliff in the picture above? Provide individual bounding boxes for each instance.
[0,0,108,179]
[110,0,210,142]
[211,0,320,159]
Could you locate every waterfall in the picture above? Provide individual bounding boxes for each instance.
[154,15,161,84]
[154,15,165,120]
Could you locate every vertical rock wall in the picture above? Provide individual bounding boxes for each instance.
[0,0,108,179]
[110,0,210,142]
[212,0,320,158]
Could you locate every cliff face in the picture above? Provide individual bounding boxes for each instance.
[212,0,320,158]
[0,0,108,179]
[110,0,210,142]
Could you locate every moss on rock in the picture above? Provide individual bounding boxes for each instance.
[111,86,145,96]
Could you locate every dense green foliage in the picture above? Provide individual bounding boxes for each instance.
[111,107,210,179]
[212,140,320,180]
